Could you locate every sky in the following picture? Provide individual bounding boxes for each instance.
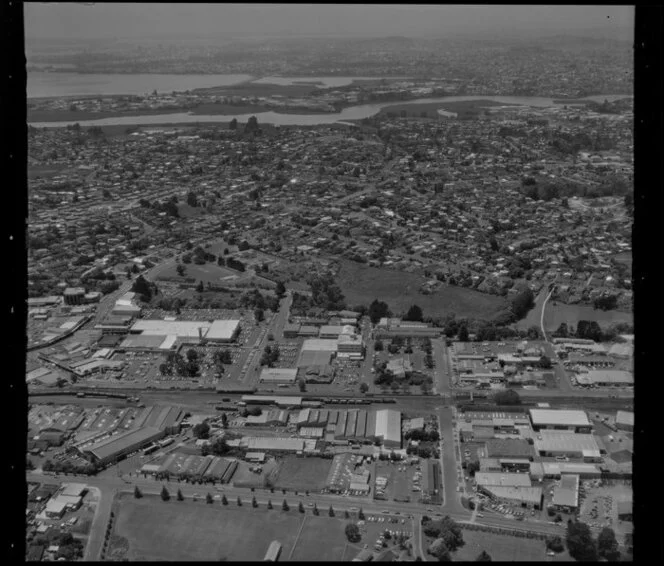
[25,4,634,41]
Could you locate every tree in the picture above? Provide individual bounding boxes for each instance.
[566,521,598,561]
[345,523,361,543]
[511,287,535,320]
[328,505,335,517]
[553,323,569,338]
[267,500,273,509]
[221,494,228,505]
[177,489,184,501]
[275,281,286,297]
[476,550,492,561]
[429,539,451,561]
[493,389,521,405]
[299,501,305,513]
[160,486,170,501]
[282,499,289,511]
[358,508,365,520]
[597,527,621,561]
[134,486,143,499]
[374,339,384,351]
[229,118,238,130]
[360,382,369,394]
[313,503,319,516]
[206,492,214,504]
[467,460,480,477]
[298,378,307,393]
[245,115,259,133]
[252,496,258,508]
[196,280,205,293]
[368,299,390,324]
[546,536,565,553]
[236,496,242,506]
[186,191,198,207]
[404,304,424,322]
[458,324,469,342]
[176,264,186,277]
[539,355,552,369]
[254,308,264,323]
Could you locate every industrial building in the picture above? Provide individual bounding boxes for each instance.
[298,364,335,383]
[240,395,303,407]
[615,411,634,432]
[82,426,165,465]
[337,333,364,355]
[552,474,580,512]
[528,409,592,433]
[374,409,402,449]
[482,486,543,509]
[421,460,441,503]
[240,437,306,453]
[259,368,298,385]
[475,472,532,489]
[578,369,633,387]
[128,318,240,345]
[297,349,333,368]
[533,431,602,461]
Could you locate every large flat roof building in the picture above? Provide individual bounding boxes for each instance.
[301,339,339,352]
[259,368,298,384]
[552,474,580,510]
[475,472,532,488]
[206,320,241,342]
[374,409,402,449]
[534,431,601,460]
[615,410,634,432]
[83,426,164,465]
[529,409,592,432]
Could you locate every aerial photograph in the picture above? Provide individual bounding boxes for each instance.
[23,3,635,562]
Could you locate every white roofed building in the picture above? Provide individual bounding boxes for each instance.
[374,409,402,448]
[529,409,592,433]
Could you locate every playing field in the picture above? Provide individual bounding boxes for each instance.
[157,261,243,284]
[541,303,632,331]
[452,530,548,562]
[110,494,362,561]
[274,457,333,492]
[337,261,508,321]
[113,496,302,561]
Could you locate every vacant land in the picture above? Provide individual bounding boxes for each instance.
[274,457,333,492]
[110,494,363,561]
[337,261,508,320]
[451,530,548,562]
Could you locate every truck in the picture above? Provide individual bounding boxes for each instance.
[76,392,85,398]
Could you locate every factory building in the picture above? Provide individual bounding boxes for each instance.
[552,474,580,512]
[259,368,298,385]
[82,426,165,465]
[374,409,402,449]
[529,409,592,433]
[615,411,634,432]
[533,431,602,461]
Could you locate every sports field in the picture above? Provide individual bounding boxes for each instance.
[110,494,362,561]
[274,457,333,492]
[336,261,508,321]
[541,303,632,331]
[157,261,243,284]
[452,530,548,562]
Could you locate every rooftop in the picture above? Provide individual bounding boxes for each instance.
[529,409,591,428]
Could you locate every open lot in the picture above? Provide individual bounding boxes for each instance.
[274,457,333,492]
[109,493,372,561]
[451,529,549,561]
[337,261,508,321]
[374,460,419,503]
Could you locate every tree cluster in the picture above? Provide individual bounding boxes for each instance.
[308,275,346,310]
[260,344,280,367]
[368,299,391,324]
[566,521,599,561]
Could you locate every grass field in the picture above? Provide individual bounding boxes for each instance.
[336,261,508,320]
[542,303,632,331]
[157,261,242,284]
[274,457,333,491]
[452,530,548,562]
[111,494,363,561]
[378,99,517,119]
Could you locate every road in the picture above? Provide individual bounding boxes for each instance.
[432,338,453,394]
[540,286,555,343]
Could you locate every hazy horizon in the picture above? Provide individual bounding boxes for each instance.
[25,4,634,42]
